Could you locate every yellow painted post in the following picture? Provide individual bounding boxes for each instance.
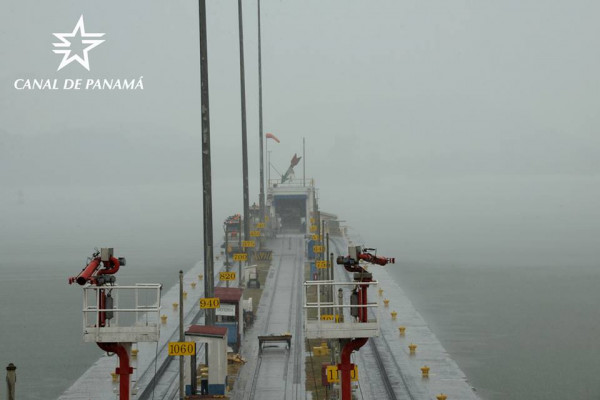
[409,343,417,355]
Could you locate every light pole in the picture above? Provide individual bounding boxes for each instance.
[198,0,215,327]
[238,0,250,247]
[258,0,265,220]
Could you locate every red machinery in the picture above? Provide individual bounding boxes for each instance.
[336,246,395,400]
[68,248,133,400]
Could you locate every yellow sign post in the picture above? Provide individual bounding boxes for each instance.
[316,260,328,269]
[313,245,324,254]
[256,222,265,229]
[250,230,260,237]
[233,253,248,261]
[199,298,220,309]
[219,271,236,281]
[242,240,255,248]
[168,342,196,356]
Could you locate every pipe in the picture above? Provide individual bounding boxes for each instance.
[98,343,132,400]
[97,257,120,276]
[357,253,394,266]
[339,338,368,400]
[69,257,120,285]
[69,258,101,285]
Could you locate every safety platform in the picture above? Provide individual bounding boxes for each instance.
[82,283,162,343]
[303,280,380,339]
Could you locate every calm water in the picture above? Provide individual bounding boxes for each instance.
[389,263,600,400]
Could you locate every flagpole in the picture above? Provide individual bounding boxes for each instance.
[303,137,305,186]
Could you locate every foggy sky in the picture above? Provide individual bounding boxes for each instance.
[1,0,599,268]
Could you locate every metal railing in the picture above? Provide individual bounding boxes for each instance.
[82,284,162,343]
[303,280,380,339]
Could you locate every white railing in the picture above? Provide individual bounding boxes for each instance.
[82,284,162,343]
[303,280,380,339]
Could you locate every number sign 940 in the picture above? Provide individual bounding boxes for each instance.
[199,298,220,309]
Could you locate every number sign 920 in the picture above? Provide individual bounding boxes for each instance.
[199,297,220,309]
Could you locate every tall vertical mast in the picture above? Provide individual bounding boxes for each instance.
[238,0,250,243]
[258,0,265,220]
[199,0,215,325]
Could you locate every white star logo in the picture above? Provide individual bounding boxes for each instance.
[52,15,105,71]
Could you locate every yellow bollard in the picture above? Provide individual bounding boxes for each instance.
[409,343,417,355]
[399,326,406,336]
[191,282,197,289]
[172,302,179,310]
[383,299,390,307]
[131,349,139,358]
[391,311,397,320]
[436,394,447,400]
[421,366,430,378]
[183,291,188,300]
[378,288,383,297]
[198,274,203,281]
[111,372,119,382]
[161,315,168,324]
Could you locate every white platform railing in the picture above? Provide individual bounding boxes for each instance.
[82,284,162,343]
[303,280,380,339]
